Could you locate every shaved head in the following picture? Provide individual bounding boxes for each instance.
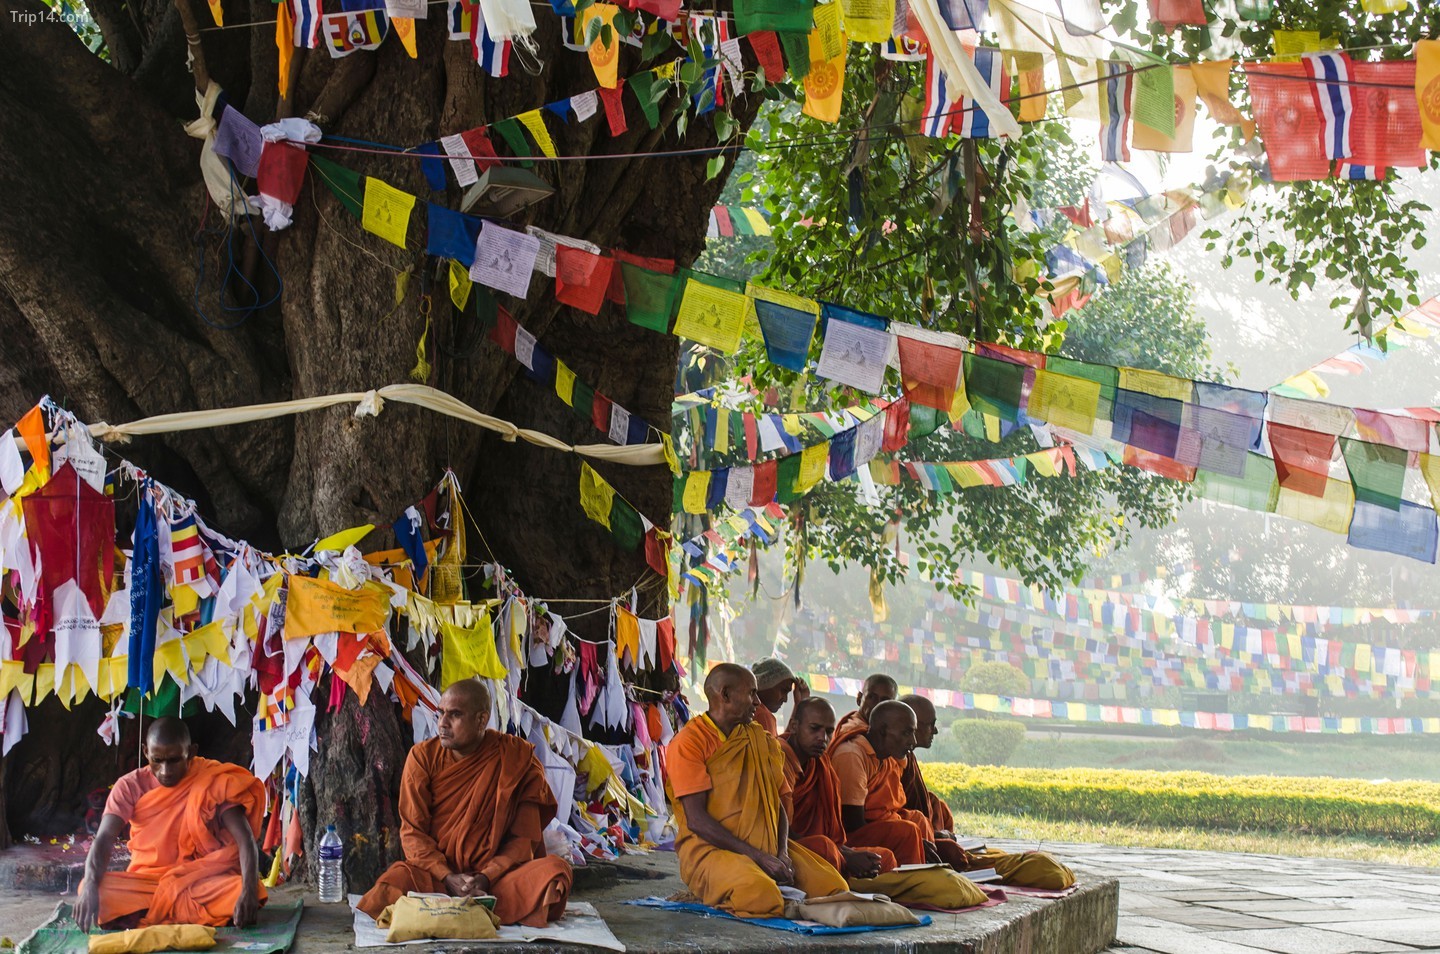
[900,694,938,749]
[704,663,758,731]
[442,678,491,714]
[855,673,898,721]
[865,674,899,696]
[792,696,834,724]
[146,717,191,748]
[868,700,917,761]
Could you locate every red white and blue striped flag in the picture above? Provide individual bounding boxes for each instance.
[289,0,323,47]
[1302,51,1353,161]
[951,46,1006,139]
[922,54,954,138]
[447,0,510,76]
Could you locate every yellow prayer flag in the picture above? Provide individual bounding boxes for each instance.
[1027,449,1060,478]
[276,0,294,98]
[1118,367,1194,401]
[802,30,846,124]
[517,110,558,159]
[797,441,830,493]
[58,663,91,710]
[579,3,621,89]
[742,209,772,236]
[1007,51,1047,123]
[579,462,616,529]
[362,178,416,249]
[449,259,472,311]
[1419,453,1440,510]
[316,524,375,553]
[1273,30,1337,63]
[673,279,749,353]
[393,17,417,57]
[682,471,712,514]
[813,0,843,59]
[1132,65,1197,153]
[983,414,1002,443]
[841,0,893,43]
[440,614,507,688]
[1417,40,1440,150]
[207,0,223,25]
[1029,369,1101,434]
[556,362,577,406]
[283,575,391,640]
[171,584,200,618]
[1361,0,1407,10]
[1189,59,1254,138]
[1275,479,1355,536]
[154,639,190,687]
[946,463,985,488]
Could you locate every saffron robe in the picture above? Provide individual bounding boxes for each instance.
[88,758,266,927]
[357,733,572,927]
[667,714,847,918]
[779,736,920,870]
[753,704,780,737]
[903,752,956,832]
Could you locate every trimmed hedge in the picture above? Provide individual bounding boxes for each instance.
[923,764,1440,841]
[952,720,1026,766]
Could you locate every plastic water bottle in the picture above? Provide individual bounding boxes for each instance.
[317,825,344,903]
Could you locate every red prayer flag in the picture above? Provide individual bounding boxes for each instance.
[606,249,676,304]
[598,81,629,137]
[459,128,501,173]
[256,141,309,203]
[556,247,616,315]
[749,31,786,83]
[1123,445,1197,482]
[592,393,613,433]
[1245,64,1330,182]
[712,205,734,237]
[975,341,1046,368]
[896,335,964,410]
[1148,0,1206,31]
[749,459,778,506]
[1348,60,1425,171]
[1268,423,1337,496]
[881,400,911,452]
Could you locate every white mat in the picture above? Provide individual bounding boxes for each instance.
[348,896,626,951]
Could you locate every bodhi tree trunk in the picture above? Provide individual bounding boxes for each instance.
[0,0,755,883]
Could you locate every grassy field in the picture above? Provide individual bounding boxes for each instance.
[924,763,1440,841]
[949,809,1440,867]
[923,732,1440,781]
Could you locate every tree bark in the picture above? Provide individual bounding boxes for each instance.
[0,0,749,877]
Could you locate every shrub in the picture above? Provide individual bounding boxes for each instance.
[959,661,1030,697]
[952,719,1027,766]
[922,764,1440,841]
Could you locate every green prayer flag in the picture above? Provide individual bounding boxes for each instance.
[1341,438,1407,511]
[571,380,597,423]
[907,405,945,440]
[1133,63,1176,136]
[775,455,805,504]
[1194,452,1279,512]
[492,118,534,169]
[778,30,811,80]
[963,354,1026,422]
[609,496,645,550]
[622,264,681,332]
[734,0,814,35]
[672,476,686,515]
[311,155,364,219]
[684,268,746,294]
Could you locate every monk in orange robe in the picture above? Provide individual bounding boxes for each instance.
[75,718,265,931]
[751,657,807,737]
[829,673,898,743]
[781,698,923,876]
[667,663,848,919]
[358,679,572,926]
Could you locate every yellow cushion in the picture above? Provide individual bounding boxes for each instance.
[88,924,216,954]
[377,896,500,942]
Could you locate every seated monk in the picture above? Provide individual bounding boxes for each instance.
[358,679,572,926]
[781,698,923,876]
[751,657,808,737]
[830,673,898,743]
[899,694,1075,891]
[76,718,265,931]
[666,663,847,918]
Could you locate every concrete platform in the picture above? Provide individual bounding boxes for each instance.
[1,846,1119,954]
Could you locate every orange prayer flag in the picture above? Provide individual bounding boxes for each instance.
[14,405,49,475]
[580,3,621,89]
[802,30,845,123]
[283,574,391,640]
[276,0,295,98]
[1190,59,1254,139]
[208,0,223,25]
[394,17,417,58]
[1415,39,1440,150]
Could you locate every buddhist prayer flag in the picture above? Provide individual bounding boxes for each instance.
[895,331,964,411]
[1098,60,1134,160]
[923,53,956,138]
[1247,63,1330,180]
[673,278,749,353]
[323,9,388,56]
[1416,41,1440,151]
[1008,51,1047,123]
[555,247,614,315]
[284,576,390,640]
[801,29,846,123]
[579,3,621,88]
[1349,501,1439,563]
[1132,64,1196,152]
[290,0,323,47]
[621,264,680,332]
[840,0,893,42]
[1302,51,1354,160]
[1190,59,1253,138]
[953,47,1007,138]
[1269,424,1338,497]
[362,177,416,248]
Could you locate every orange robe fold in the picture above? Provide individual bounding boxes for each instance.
[357,733,572,927]
[780,737,919,869]
[903,752,956,833]
[90,758,267,927]
[753,705,779,737]
[667,715,846,918]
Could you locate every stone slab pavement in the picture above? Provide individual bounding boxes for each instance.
[1078,841,1440,954]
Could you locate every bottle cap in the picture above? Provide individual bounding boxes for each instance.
[326,824,336,832]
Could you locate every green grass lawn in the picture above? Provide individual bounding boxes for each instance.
[923,732,1440,781]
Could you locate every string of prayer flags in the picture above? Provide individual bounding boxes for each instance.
[578,462,648,551]
[707,206,773,237]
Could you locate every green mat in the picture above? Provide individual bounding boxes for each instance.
[19,899,303,954]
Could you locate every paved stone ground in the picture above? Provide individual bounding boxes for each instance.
[1080,842,1440,953]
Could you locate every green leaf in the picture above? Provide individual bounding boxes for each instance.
[707,154,726,180]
